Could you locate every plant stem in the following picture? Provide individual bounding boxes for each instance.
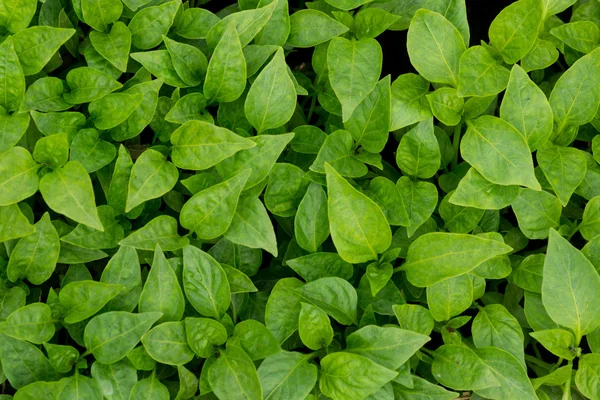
[306,95,317,123]
[562,360,573,400]
[452,122,462,170]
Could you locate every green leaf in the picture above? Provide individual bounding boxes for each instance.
[550,21,599,54]
[126,149,179,212]
[320,352,398,400]
[499,64,553,151]
[7,213,59,285]
[511,188,561,239]
[163,36,207,87]
[182,245,230,319]
[204,21,247,103]
[0,0,37,33]
[100,246,142,312]
[0,204,34,242]
[258,351,318,400]
[0,38,25,112]
[81,0,122,32]
[171,120,255,171]
[265,278,304,343]
[298,302,333,350]
[142,321,194,366]
[530,329,576,360]
[91,360,137,400]
[473,347,538,400]
[407,9,465,86]
[61,205,123,250]
[174,8,220,39]
[185,317,227,358]
[396,177,438,237]
[542,229,600,340]
[345,76,391,153]
[287,9,348,48]
[0,333,57,388]
[119,215,189,251]
[130,51,187,88]
[70,129,117,173]
[325,163,391,263]
[129,373,169,400]
[40,161,103,231]
[426,275,474,322]
[403,232,512,287]
[575,353,600,400]
[449,168,519,210]
[63,67,122,104]
[89,22,131,72]
[180,170,250,239]
[549,47,600,144]
[461,116,540,190]
[0,112,30,154]
[0,303,54,344]
[392,375,459,400]
[297,277,357,325]
[489,0,543,64]
[228,319,280,360]
[33,133,69,168]
[310,129,368,178]
[286,252,352,282]
[472,304,525,366]
[139,245,185,323]
[59,280,124,324]
[89,93,144,131]
[216,132,294,190]
[346,325,429,370]
[208,345,262,400]
[457,46,510,97]
[0,146,39,206]
[224,195,278,256]
[390,73,431,131]
[20,77,71,113]
[128,0,180,50]
[84,311,162,364]
[396,118,441,179]
[431,344,499,390]
[12,27,75,76]
[245,48,296,133]
[327,36,382,121]
[537,143,587,206]
[392,304,435,336]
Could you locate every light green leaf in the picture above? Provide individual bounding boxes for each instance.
[63,67,122,104]
[208,345,262,400]
[128,0,180,50]
[500,64,553,151]
[60,281,124,324]
[328,36,382,121]
[457,46,510,97]
[126,149,178,212]
[12,26,75,76]
[407,9,465,86]
[320,352,397,400]
[119,215,189,251]
[81,0,122,32]
[0,146,39,206]
[245,48,296,133]
[511,188,561,239]
[537,142,587,206]
[461,116,540,190]
[287,9,348,48]
[542,229,600,341]
[390,73,431,131]
[0,37,25,112]
[7,213,59,285]
[325,163,391,263]
[89,22,131,72]
[396,118,440,179]
[403,232,512,287]
[142,321,194,366]
[39,161,103,231]
[258,351,318,400]
[396,177,438,237]
[182,245,230,319]
[0,0,36,33]
[204,21,247,103]
[225,196,278,256]
[139,245,185,323]
[0,303,54,344]
[310,129,368,178]
[449,168,519,210]
[171,120,255,171]
[489,0,544,64]
[84,311,162,364]
[550,21,599,54]
[185,317,227,358]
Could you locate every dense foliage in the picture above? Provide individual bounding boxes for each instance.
[2,0,600,399]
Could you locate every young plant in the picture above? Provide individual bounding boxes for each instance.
[0,0,599,399]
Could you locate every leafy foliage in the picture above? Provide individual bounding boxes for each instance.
[2,0,600,399]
